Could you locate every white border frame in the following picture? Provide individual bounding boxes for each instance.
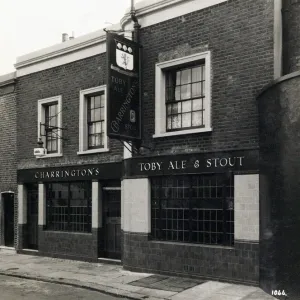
[77,85,109,155]
[37,95,63,158]
[153,51,212,138]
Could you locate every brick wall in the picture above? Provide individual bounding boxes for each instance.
[16,53,123,170]
[138,0,274,156]
[258,73,300,299]
[282,0,300,74]
[123,232,259,284]
[0,82,18,247]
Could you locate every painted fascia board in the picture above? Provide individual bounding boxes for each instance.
[15,24,121,69]
[121,0,228,28]
[0,72,16,87]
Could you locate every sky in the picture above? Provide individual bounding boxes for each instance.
[0,0,142,76]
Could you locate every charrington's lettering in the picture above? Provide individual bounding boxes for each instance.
[111,79,138,133]
[34,167,100,179]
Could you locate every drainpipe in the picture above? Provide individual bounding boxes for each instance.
[130,0,141,43]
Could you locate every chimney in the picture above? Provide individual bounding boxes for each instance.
[62,33,69,42]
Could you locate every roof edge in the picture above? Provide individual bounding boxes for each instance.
[0,72,16,87]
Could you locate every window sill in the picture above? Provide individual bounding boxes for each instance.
[44,230,92,235]
[36,153,63,159]
[77,148,109,155]
[153,127,212,138]
[149,239,234,250]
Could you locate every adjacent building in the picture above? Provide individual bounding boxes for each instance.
[0,72,17,249]
[0,0,298,298]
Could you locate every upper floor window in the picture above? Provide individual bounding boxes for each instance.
[37,95,62,158]
[166,63,205,131]
[154,52,212,138]
[87,93,105,149]
[78,85,108,155]
[45,103,58,153]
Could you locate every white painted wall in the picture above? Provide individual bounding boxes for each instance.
[123,178,151,233]
[234,174,259,242]
[92,181,103,228]
[38,183,46,226]
[274,0,283,79]
[18,184,27,225]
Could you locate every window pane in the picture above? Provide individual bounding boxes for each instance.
[89,125,94,134]
[192,83,201,97]
[167,117,172,129]
[193,99,202,110]
[192,66,202,82]
[176,71,181,85]
[95,122,101,133]
[167,104,172,115]
[182,113,191,128]
[100,96,105,107]
[90,110,95,122]
[94,108,101,121]
[95,134,101,146]
[181,69,191,84]
[89,135,95,147]
[172,115,181,129]
[90,98,94,109]
[51,140,57,151]
[94,96,101,108]
[202,81,205,96]
[100,108,104,120]
[182,100,191,113]
[172,103,181,114]
[166,87,175,101]
[181,84,191,100]
[192,111,203,126]
[175,87,180,100]
[100,133,104,146]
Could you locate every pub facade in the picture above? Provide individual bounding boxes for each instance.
[16,24,124,260]
[12,0,293,296]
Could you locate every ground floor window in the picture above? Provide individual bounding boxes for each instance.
[46,181,92,232]
[151,173,234,246]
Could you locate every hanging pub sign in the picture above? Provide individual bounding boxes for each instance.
[106,32,142,141]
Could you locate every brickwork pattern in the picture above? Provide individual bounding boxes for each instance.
[282,0,300,74]
[38,227,99,261]
[0,85,18,247]
[123,232,259,284]
[16,54,123,170]
[258,74,300,299]
[138,0,274,156]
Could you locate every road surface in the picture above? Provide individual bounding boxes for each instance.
[0,274,127,300]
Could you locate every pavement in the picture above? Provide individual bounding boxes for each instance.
[0,248,276,300]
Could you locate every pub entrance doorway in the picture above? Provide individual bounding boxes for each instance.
[103,189,121,260]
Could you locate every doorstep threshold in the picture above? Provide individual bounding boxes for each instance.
[0,246,15,249]
[22,249,39,252]
[98,257,122,265]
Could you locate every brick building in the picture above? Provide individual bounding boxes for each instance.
[0,72,17,249]
[11,0,298,298]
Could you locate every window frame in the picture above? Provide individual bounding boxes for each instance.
[78,85,109,155]
[37,95,63,158]
[154,52,212,138]
[45,181,92,233]
[150,174,234,246]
